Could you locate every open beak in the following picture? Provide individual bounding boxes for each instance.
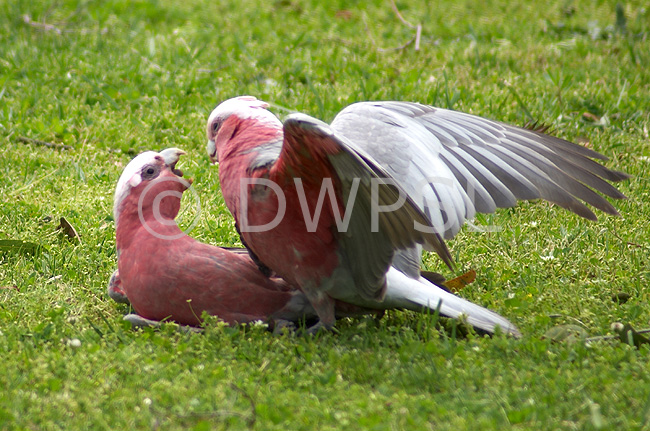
[207,140,218,164]
[159,148,193,184]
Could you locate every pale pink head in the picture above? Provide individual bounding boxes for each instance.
[113,148,190,225]
[205,96,282,163]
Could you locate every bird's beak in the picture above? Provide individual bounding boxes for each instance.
[159,148,192,183]
[159,148,186,166]
[207,140,218,164]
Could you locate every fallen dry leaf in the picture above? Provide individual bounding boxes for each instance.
[582,112,601,122]
[443,269,477,293]
[57,217,81,242]
[335,10,353,19]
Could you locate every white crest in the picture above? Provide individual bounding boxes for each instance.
[206,96,282,140]
[113,151,160,225]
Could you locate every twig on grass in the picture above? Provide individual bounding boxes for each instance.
[22,14,62,34]
[364,0,422,52]
[610,225,645,249]
[22,14,108,36]
[584,330,650,343]
[230,383,257,427]
[388,0,421,51]
[18,136,73,151]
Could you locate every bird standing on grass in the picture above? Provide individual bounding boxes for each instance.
[206,96,628,333]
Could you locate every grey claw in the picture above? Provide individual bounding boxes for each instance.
[271,319,297,335]
[124,314,162,329]
[305,320,337,335]
[123,314,203,334]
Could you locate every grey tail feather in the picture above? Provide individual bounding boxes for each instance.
[404,294,520,338]
[384,269,521,337]
[419,270,449,291]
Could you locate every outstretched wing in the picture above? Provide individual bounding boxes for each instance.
[272,113,452,301]
[331,102,629,239]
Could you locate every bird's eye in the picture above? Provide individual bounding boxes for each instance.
[141,164,160,180]
[212,120,221,132]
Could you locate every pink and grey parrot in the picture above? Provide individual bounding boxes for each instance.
[112,148,325,327]
[111,148,519,335]
[206,96,628,333]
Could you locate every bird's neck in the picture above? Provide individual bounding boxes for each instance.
[217,116,283,164]
[217,118,283,220]
[115,195,184,253]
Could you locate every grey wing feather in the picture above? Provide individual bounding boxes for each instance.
[331,101,628,240]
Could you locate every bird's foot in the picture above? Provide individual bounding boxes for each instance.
[123,314,203,334]
[270,318,297,335]
[299,289,337,335]
[304,320,338,335]
[107,270,130,304]
[124,313,161,329]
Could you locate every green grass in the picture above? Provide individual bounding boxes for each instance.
[1,0,650,429]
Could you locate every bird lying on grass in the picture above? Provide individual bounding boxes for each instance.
[111,148,335,328]
[109,148,520,336]
[206,96,628,333]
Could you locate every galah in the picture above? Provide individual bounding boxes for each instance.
[111,148,519,335]
[205,96,628,333]
[112,148,324,326]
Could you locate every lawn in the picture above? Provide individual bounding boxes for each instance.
[1,0,649,429]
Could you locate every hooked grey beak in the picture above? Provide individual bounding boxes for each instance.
[159,148,186,166]
[207,140,218,163]
[159,148,186,177]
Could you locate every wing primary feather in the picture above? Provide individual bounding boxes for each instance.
[495,140,622,214]
[473,144,599,220]
[498,138,628,199]
[436,109,609,161]
[445,147,522,207]
[459,145,542,201]
[438,151,496,213]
